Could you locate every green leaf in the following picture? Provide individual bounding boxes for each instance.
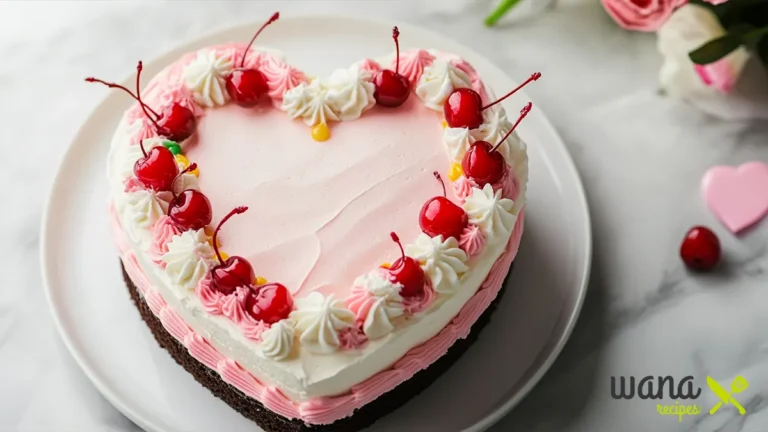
[688,35,742,65]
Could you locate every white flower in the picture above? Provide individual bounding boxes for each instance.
[260,320,295,361]
[290,292,355,354]
[657,5,752,119]
[183,49,234,107]
[463,184,516,239]
[162,229,215,291]
[405,234,468,294]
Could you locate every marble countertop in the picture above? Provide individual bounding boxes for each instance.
[2,1,767,431]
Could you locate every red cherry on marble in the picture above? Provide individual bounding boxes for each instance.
[157,102,196,142]
[373,27,410,107]
[133,145,179,191]
[245,283,294,324]
[210,206,255,294]
[444,72,541,129]
[225,12,279,107]
[419,171,468,240]
[167,173,212,230]
[462,102,532,186]
[680,226,721,271]
[85,61,197,142]
[387,232,425,298]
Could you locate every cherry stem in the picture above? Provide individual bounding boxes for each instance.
[433,171,446,198]
[240,12,280,68]
[392,26,401,75]
[481,72,541,111]
[169,163,197,198]
[213,206,249,265]
[390,232,405,262]
[491,102,532,153]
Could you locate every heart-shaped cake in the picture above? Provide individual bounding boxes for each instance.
[100,13,536,431]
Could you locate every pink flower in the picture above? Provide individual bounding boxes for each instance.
[694,58,742,94]
[602,0,687,32]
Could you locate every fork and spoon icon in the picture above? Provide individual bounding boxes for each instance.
[707,375,749,415]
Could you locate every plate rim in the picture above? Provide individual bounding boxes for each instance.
[40,12,592,432]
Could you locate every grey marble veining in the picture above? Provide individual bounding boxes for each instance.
[1,1,766,431]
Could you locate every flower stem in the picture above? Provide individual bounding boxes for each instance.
[485,0,523,27]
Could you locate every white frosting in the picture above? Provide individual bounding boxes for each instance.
[281,80,339,126]
[354,271,404,340]
[415,58,472,111]
[161,229,215,291]
[172,173,200,195]
[325,65,376,121]
[405,234,469,294]
[463,184,516,239]
[290,292,355,354]
[470,107,519,164]
[182,49,234,107]
[121,190,167,242]
[260,320,295,361]
[443,127,476,163]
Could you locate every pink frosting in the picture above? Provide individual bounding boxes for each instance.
[346,284,377,327]
[112,200,524,424]
[392,49,435,87]
[401,277,436,315]
[122,177,143,193]
[357,58,382,74]
[459,224,486,258]
[149,216,180,267]
[501,172,521,201]
[195,277,268,341]
[453,175,474,204]
[338,327,369,350]
[261,57,308,101]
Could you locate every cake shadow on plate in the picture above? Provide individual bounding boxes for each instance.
[123,262,511,432]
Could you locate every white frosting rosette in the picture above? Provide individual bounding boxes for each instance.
[415,58,472,111]
[325,65,376,121]
[260,320,295,361]
[182,49,234,107]
[281,80,339,127]
[290,292,355,353]
[405,234,469,294]
[463,184,516,239]
[351,271,405,340]
[162,229,215,291]
[443,127,476,164]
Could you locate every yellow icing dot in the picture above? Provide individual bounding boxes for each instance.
[441,120,448,129]
[380,262,391,269]
[174,154,190,168]
[311,123,331,142]
[219,251,229,261]
[255,276,268,285]
[449,163,464,181]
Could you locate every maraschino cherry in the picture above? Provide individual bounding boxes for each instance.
[373,27,410,107]
[245,283,294,324]
[386,232,425,297]
[419,172,468,240]
[680,226,721,271]
[85,61,196,142]
[210,206,256,295]
[167,164,213,230]
[226,12,280,107]
[133,142,179,191]
[462,102,532,186]
[444,72,541,129]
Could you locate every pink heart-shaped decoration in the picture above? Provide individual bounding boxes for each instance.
[702,161,768,233]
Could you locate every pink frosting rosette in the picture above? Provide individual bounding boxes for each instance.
[149,216,181,267]
[459,224,486,258]
[602,0,687,31]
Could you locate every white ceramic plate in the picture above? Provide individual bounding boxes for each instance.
[41,15,591,432]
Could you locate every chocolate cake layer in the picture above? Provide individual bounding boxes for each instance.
[123,262,510,432]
